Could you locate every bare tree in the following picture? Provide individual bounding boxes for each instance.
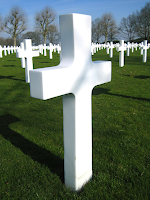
[134,2,150,40]
[21,31,42,45]
[92,18,102,43]
[34,6,56,44]
[119,14,136,42]
[100,13,117,43]
[47,24,60,44]
[1,6,27,46]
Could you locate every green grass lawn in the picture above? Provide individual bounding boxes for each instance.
[0,49,150,199]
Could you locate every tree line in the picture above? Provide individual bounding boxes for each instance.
[92,2,150,43]
[0,2,150,46]
[0,5,59,46]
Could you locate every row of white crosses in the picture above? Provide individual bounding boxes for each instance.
[0,45,18,58]
[15,38,149,84]
[38,43,61,59]
[29,13,112,191]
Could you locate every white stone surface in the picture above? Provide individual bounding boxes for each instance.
[48,43,53,59]
[3,46,7,56]
[43,44,47,56]
[30,13,111,191]
[126,42,131,56]
[142,40,149,62]
[16,39,39,83]
[118,40,126,67]
[109,42,114,58]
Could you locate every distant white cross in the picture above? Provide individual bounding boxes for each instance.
[48,43,53,59]
[126,42,131,56]
[30,13,111,191]
[19,42,25,68]
[118,40,126,67]
[142,40,149,62]
[106,42,110,54]
[131,42,134,52]
[109,42,114,58]
[3,46,7,56]
[16,39,39,83]
[43,44,47,56]
[139,42,144,55]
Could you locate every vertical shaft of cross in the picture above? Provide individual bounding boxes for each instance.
[25,57,33,83]
[119,40,126,67]
[143,40,148,63]
[63,92,92,190]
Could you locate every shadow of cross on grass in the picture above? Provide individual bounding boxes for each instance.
[124,75,150,79]
[92,87,150,102]
[0,75,24,82]
[0,114,64,183]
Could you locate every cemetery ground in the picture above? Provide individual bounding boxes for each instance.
[0,49,150,199]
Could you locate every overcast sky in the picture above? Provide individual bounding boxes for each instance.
[0,0,148,38]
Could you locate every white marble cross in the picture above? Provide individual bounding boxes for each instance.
[139,42,144,55]
[43,44,47,56]
[142,40,149,62]
[109,42,114,58]
[106,42,110,54]
[48,43,53,59]
[126,42,131,56]
[3,46,7,56]
[29,13,111,191]
[16,39,39,83]
[118,40,126,67]
[131,42,134,53]
[19,42,25,68]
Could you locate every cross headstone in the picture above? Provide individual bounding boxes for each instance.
[106,42,110,54]
[139,42,144,55]
[3,46,7,56]
[126,42,131,56]
[18,42,25,68]
[48,43,53,59]
[142,40,149,62]
[109,42,114,58]
[29,13,111,191]
[43,44,47,56]
[131,42,134,53]
[118,40,126,67]
[16,39,39,83]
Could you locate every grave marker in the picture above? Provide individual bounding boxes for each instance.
[126,42,131,56]
[16,39,39,83]
[3,46,7,56]
[142,40,149,62]
[118,40,126,67]
[30,13,111,191]
[109,42,114,58]
[48,43,53,59]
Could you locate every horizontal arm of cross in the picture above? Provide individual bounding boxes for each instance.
[30,60,111,100]
[16,50,39,58]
